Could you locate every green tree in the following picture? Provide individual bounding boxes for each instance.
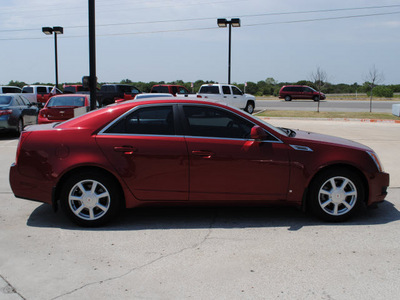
[8,80,26,88]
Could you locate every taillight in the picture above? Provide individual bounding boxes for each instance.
[39,110,47,118]
[15,131,32,165]
[0,109,12,116]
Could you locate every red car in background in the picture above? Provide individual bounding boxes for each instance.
[10,99,389,227]
[38,94,91,124]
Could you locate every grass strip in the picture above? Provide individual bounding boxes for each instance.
[255,110,400,120]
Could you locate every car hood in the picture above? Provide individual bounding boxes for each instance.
[292,129,371,151]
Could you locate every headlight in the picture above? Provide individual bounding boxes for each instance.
[367,151,384,172]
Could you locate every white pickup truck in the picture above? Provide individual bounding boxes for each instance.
[21,85,62,106]
[197,84,256,114]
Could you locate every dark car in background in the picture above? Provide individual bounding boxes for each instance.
[63,85,90,94]
[279,85,326,101]
[150,84,191,95]
[9,99,389,226]
[98,84,141,106]
[0,94,38,134]
[38,94,91,124]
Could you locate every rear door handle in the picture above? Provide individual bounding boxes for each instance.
[114,146,137,155]
[192,150,214,159]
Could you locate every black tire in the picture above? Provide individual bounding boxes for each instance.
[60,171,121,227]
[284,95,292,101]
[313,95,320,102]
[245,101,255,114]
[308,168,365,222]
[16,118,24,135]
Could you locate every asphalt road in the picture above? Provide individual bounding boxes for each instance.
[1,120,399,300]
[256,99,398,113]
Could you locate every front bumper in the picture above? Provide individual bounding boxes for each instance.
[368,171,390,205]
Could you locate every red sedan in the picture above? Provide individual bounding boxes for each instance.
[9,99,389,226]
[38,94,91,124]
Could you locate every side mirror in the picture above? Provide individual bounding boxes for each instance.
[250,126,268,140]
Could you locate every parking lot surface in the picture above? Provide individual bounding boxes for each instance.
[1,119,399,300]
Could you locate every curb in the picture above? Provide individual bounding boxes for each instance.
[258,117,400,124]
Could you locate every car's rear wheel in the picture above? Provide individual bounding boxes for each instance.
[308,168,364,222]
[285,95,292,101]
[60,172,121,227]
[16,119,24,135]
[245,101,255,114]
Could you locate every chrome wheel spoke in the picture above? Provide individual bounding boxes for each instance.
[75,204,85,215]
[88,207,95,220]
[333,203,339,215]
[321,199,332,208]
[329,178,337,189]
[96,203,108,212]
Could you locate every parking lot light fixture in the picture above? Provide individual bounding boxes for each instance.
[42,26,64,89]
[217,18,241,84]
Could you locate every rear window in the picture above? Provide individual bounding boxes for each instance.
[151,86,169,93]
[47,96,86,107]
[0,95,12,105]
[119,85,132,93]
[2,87,21,93]
[22,87,33,93]
[37,87,48,94]
[199,86,219,94]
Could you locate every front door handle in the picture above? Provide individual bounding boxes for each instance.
[192,150,214,159]
[114,146,137,155]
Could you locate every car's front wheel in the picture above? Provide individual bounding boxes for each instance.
[308,168,365,222]
[313,95,320,101]
[60,171,121,227]
[285,95,292,101]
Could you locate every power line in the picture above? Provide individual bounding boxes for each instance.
[0,9,399,40]
[1,4,399,33]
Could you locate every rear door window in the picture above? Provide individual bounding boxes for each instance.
[105,105,175,135]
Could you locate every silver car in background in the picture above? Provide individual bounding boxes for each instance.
[0,94,38,135]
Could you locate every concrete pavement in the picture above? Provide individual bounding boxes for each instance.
[1,119,399,300]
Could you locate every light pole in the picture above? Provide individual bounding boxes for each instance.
[217,18,240,84]
[42,26,63,89]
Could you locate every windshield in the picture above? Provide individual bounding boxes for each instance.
[47,96,86,107]
[0,95,12,105]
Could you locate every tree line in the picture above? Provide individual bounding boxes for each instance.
[6,78,400,97]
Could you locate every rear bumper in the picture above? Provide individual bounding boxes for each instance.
[9,163,53,205]
[367,171,390,205]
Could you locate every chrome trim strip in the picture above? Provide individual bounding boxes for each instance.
[290,144,313,152]
[98,102,284,144]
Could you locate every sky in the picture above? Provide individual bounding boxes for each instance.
[1,0,400,86]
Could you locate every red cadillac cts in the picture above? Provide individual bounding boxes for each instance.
[9,99,389,226]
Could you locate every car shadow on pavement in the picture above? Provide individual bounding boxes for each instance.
[0,132,19,140]
[26,199,400,231]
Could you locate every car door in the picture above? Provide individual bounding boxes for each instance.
[221,85,234,105]
[96,104,189,201]
[181,104,290,201]
[231,86,245,108]
[18,95,37,125]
